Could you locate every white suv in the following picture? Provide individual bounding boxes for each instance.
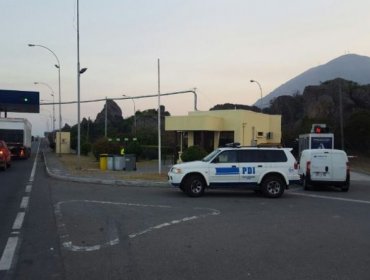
[168,146,300,198]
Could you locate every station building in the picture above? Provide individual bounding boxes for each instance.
[165,109,282,152]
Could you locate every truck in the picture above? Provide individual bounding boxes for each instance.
[0,118,32,159]
[298,124,334,156]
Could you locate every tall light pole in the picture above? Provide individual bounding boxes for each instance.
[28,43,62,155]
[34,82,55,132]
[76,0,88,169]
[250,79,263,112]
[122,95,137,137]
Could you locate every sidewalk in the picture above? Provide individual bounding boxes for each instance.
[43,149,170,188]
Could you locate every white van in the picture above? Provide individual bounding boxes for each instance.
[299,149,350,192]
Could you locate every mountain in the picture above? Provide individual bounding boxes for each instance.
[256,54,370,108]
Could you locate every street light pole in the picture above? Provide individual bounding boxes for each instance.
[250,79,263,112]
[122,95,137,137]
[34,82,55,132]
[28,43,62,155]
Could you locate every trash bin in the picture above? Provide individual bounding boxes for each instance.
[107,154,114,170]
[114,155,125,170]
[99,154,108,170]
[125,154,136,171]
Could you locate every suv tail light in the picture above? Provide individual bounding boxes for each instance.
[294,161,298,170]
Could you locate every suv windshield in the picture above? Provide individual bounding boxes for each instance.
[202,149,221,162]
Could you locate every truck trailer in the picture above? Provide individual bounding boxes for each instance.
[0,118,32,159]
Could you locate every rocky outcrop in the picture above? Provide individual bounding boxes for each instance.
[94,99,124,125]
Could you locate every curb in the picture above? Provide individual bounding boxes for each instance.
[42,151,169,188]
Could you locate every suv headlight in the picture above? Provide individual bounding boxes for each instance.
[171,167,182,174]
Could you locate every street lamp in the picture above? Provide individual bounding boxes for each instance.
[122,94,137,137]
[250,79,263,111]
[34,82,55,132]
[28,43,62,155]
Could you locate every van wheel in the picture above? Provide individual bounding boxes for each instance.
[261,175,285,198]
[184,174,205,197]
[302,175,310,191]
[341,175,350,192]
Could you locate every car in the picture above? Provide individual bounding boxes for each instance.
[298,149,350,192]
[168,144,300,198]
[0,140,12,171]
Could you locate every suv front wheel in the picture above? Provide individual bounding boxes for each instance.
[261,175,285,198]
[184,174,206,197]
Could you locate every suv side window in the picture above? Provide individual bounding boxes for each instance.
[213,150,238,163]
[239,150,287,163]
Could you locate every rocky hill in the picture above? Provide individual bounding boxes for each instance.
[256,54,370,108]
[267,78,370,153]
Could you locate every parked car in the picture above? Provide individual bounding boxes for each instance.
[168,144,300,198]
[0,140,12,171]
[298,149,350,192]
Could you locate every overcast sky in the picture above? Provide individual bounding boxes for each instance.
[1,0,370,135]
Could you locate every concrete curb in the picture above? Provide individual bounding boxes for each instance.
[42,151,169,188]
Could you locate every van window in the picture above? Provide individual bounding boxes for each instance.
[239,150,287,163]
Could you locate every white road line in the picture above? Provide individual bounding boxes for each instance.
[290,192,370,205]
[55,200,221,251]
[0,141,41,272]
[12,212,25,230]
[29,141,40,182]
[20,197,29,209]
[25,184,32,193]
[0,237,19,271]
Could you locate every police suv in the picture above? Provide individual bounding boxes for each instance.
[168,144,300,198]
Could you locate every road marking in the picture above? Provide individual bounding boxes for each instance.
[290,191,370,205]
[0,140,41,272]
[12,212,25,230]
[25,184,32,193]
[0,237,19,271]
[128,209,220,239]
[55,200,221,251]
[20,197,29,209]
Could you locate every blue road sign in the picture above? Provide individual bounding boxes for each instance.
[0,89,40,113]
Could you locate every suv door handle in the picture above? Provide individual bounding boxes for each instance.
[231,165,237,168]
[257,165,263,168]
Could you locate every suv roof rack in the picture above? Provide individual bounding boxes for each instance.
[224,142,241,148]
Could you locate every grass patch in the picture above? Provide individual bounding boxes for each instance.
[349,155,370,174]
[59,154,168,181]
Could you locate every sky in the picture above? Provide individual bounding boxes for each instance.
[1,0,370,136]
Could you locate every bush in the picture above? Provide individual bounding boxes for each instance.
[92,137,121,160]
[126,141,143,158]
[81,142,91,156]
[181,145,207,162]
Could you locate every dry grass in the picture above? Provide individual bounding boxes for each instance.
[349,155,370,174]
[59,154,168,181]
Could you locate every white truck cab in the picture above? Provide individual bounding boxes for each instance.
[298,149,350,191]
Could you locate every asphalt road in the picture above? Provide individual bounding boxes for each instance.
[1,150,370,280]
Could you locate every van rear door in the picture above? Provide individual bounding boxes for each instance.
[311,152,332,181]
[331,152,347,182]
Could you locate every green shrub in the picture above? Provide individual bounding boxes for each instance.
[92,137,121,160]
[181,145,207,162]
[126,141,143,158]
[81,142,91,156]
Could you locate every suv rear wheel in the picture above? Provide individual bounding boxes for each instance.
[184,174,205,197]
[261,175,285,198]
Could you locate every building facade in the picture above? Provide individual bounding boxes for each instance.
[165,109,281,152]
